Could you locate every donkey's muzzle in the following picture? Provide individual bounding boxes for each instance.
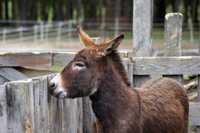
[48,73,67,99]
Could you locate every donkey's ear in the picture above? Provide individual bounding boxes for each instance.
[77,26,96,48]
[102,34,124,55]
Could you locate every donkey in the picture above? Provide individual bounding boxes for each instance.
[49,27,189,133]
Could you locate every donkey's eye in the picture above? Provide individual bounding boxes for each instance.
[75,62,85,67]
[73,61,86,70]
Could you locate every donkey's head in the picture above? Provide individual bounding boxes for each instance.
[49,27,127,98]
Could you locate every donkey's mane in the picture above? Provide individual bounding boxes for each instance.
[108,50,131,87]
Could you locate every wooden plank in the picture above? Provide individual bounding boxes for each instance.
[0,75,8,85]
[133,0,153,56]
[189,102,200,126]
[6,80,34,133]
[32,77,49,133]
[196,75,200,132]
[0,67,27,81]
[48,97,63,133]
[0,84,7,133]
[131,56,200,75]
[164,13,183,56]
[62,98,83,133]
[82,97,96,133]
[0,53,52,69]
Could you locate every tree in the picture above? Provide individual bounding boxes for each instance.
[153,0,166,23]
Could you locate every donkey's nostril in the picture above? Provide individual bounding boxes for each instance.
[49,82,56,88]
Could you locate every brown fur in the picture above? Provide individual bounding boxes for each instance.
[51,29,189,133]
[59,49,188,133]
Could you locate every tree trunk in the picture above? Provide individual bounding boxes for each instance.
[18,0,27,21]
[65,0,73,20]
[153,0,166,23]
[0,0,2,19]
[192,0,199,28]
[27,0,37,20]
[171,0,181,12]
[76,0,81,23]
[41,0,49,21]
[183,0,189,23]
[82,0,98,22]
[104,0,114,23]
[52,0,64,21]
[4,0,9,19]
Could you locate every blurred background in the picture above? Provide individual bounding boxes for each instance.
[0,0,199,52]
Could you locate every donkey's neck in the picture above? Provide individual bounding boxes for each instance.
[90,66,141,133]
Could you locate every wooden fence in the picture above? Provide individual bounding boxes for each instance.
[0,75,97,133]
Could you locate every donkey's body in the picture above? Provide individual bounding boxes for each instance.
[49,27,189,133]
[89,52,188,133]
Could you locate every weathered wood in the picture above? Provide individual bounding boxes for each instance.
[32,77,49,133]
[131,56,200,75]
[163,13,183,81]
[0,67,27,81]
[164,13,183,56]
[48,97,63,133]
[6,80,34,133]
[133,0,153,56]
[196,75,200,132]
[82,97,96,133]
[0,75,8,85]
[0,84,7,133]
[189,102,200,126]
[62,98,83,133]
[0,53,52,69]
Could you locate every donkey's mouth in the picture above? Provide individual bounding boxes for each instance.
[49,85,68,99]
[54,89,67,98]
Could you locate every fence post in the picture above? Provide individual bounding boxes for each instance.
[40,22,44,41]
[6,81,35,133]
[188,16,194,45]
[2,29,7,44]
[132,0,153,87]
[163,13,183,82]
[114,0,120,36]
[18,27,23,42]
[34,25,38,44]
[68,21,72,41]
[164,13,183,56]
[0,84,7,133]
[45,24,49,41]
[133,0,153,57]
[56,22,63,45]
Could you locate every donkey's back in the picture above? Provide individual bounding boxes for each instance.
[139,78,188,133]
